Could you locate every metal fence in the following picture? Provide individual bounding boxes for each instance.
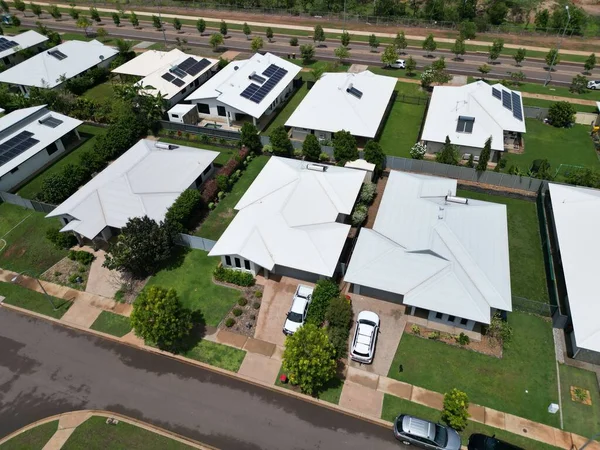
[176,233,217,251]
[394,94,429,106]
[524,106,549,121]
[160,121,242,140]
[512,296,555,317]
[0,191,56,214]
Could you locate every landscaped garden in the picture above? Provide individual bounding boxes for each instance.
[90,311,132,338]
[0,420,59,450]
[0,282,71,319]
[40,249,95,291]
[559,363,600,439]
[275,366,344,404]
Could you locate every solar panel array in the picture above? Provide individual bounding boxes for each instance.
[170,66,187,79]
[0,131,39,165]
[48,49,67,61]
[492,87,501,100]
[239,64,289,104]
[0,37,18,52]
[40,117,63,128]
[172,78,185,87]
[162,58,211,89]
[511,92,523,121]
[162,73,175,82]
[502,89,512,110]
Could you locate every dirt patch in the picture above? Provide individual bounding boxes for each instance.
[114,274,149,304]
[217,282,265,337]
[570,386,592,405]
[365,172,388,229]
[41,257,91,291]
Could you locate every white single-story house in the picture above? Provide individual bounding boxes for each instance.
[421,81,526,162]
[47,139,219,242]
[0,40,118,95]
[208,156,364,281]
[0,105,82,192]
[344,171,512,331]
[546,183,600,364]
[185,52,301,129]
[285,70,396,142]
[0,31,48,68]
[112,49,218,106]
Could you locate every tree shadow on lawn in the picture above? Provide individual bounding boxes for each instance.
[177,309,209,354]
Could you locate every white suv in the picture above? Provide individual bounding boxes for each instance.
[283,285,314,335]
[587,80,600,90]
[350,311,380,364]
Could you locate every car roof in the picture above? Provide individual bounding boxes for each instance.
[290,297,308,314]
[295,285,314,298]
[402,416,436,441]
[357,310,380,325]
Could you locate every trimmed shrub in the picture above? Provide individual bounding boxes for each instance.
[442,388,470,431]
[232,307,243,316]
[351,204,368,227]
[306,279,340,326]
[254,291,263,298]
[165,189,203,233]
[319,152,330,162]
[289,36,298,46]
[238,297,248,306]
[325,295,353,358]
[429,331,441,340]
[456,332,470,346]
[46,228,77,249]
[68,250,95,265]
[216,174,229,192]
[359,183,376,205]
[225,318,235,327]
[253,301,261,309]
[201,179,218,203]
[411,324,421,335]
[213,265,256,287]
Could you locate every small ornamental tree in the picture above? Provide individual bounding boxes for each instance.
[209,33,224,51]
[478,63,491,80]
[270,125,293,156]
[251,36,264,53]
[570,74,588,94]
[173,17,182,32]
[300,43,315,63]
[341,30,350,47]
[334,45,350,63]
[112,12,120,26]
[422,33,437,57]
[405,56,417,76]
[0,0,8,13]
[514,48,526,66]
[466,153,475,168]
[545,47,559,69]
[442,389,470,431]
[240,122,262,154]
[282,323,336,395]
[302,134,321,161]
[152,15,162,30]
[196,18,206,35]
[381,45,398,67]
[69,6,79,20]
[332,130,358,165]
[436,136,459,165]
[548,101,575,128]
[584,53,596,74]
[89,6,100,22]
[243,22,251,39]
[219,20,228,37]
[459,20,476,39]
[488,38,504,63]
[451,38,466,60]
[395,31,407,54]
[129,11,139,28]
[368,33,379,52]
[410,142,427,159]
[266,26,273,42]
[313,24,325,45]
[49,4,61,20]
[363,140,385,176]
[477,136,492,171]
[130,286,193,352]
[30,3,42,19]
[14,0,25,14]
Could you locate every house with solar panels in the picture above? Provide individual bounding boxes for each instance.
[421,81,526,163]
[0,105,82,192]
[112,49,218,107]
[185,52,301,129]
[0,30,48,69]
[0,40,117,96]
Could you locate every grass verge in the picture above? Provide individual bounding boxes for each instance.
[90,311,132,337]
[183,340,246,372]
[559,364,600,438]
[0,420,59,450]
[275,366,344,404]
[0,282,71,319]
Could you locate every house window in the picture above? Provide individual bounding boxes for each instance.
[448,315,456,322]
[234,257,241,268]
[435,312,443,319]
[460,318,468,325]
[217,106,226,117]
[225,256,232,266]
[46,142,59,156]
[244,260,251,270]
[9,166,19,174]
[202,164,212,175]
[456,116,475,133]
[2,56,9,65]
[171,114,179,119]
[197,103,210,114]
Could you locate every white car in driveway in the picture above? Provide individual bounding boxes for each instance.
[283,285,314,336]
[389,59,406,69]
[350,311,380,364]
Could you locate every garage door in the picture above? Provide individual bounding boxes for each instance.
[272,265,320,283]
[359,285,404,304]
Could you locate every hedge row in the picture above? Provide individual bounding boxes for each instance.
[200,147,250,204]
[213,265,256,287]
[165,189,203,233]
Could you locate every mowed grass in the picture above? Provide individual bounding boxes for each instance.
[264,80,310,135]
[183,340,246,372]
[381,396,561,449]
[83,80,116,100]
[456,189,548,302]
[157,136,237,166]
[0,420,59,450]
[388,312,559,427]
[17,124,105,199]
[516,81,600,102]
[523,96,599,113]
[559,364,600,438]
[145,249,239,327]
[62,416,194,450]
[0,282,72,319]
[0,203,68,276]
[195,155,269,240]
[90,311,132,337]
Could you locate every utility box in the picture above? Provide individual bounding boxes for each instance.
[548,403,559,414]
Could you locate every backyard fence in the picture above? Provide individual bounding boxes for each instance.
[512,296,556,318]
[0,191,56,214]
[524,106,549,121]
[160,121,242,141]
[394,94,429,106]
[176,233,217,251]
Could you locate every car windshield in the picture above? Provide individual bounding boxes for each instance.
[484,437,500,450]
[434,425,448,447]
[288,312,303,323]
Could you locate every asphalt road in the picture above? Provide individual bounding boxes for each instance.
[20,15,600,86]
[0,308,403,449]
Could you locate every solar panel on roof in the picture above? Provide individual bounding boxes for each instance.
[172,78,185,87]
[511,91,523,121]
[0,37,18,52]
[492,87,501,100]
[240,66,289,104]
[48,49,67,60]
[162,73,175,82]
[186,59,211,77]
[0,131,39,166]
[502,90,512,111]
[169,66,187,78]
[40,117,63,128]
[262,64,278,77]
[178,57,196,72]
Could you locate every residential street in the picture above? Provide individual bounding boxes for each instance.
[0,308,402,449]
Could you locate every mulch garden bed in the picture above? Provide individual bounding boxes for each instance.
[214,280,264,338]
[41,257,91,291]
[570,386,592,405]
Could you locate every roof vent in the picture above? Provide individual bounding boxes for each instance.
[234,65,239,70]
[445,195,469,205]
[155,142,176,150]
[306,163,327,172]
[99,55,105,60]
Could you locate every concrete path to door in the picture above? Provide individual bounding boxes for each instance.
[81,247,125,299]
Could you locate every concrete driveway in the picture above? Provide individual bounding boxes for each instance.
[347,293,406,377]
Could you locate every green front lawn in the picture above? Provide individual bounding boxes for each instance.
[0,282,72,319]
[194,155,269,240]
[158,136,237,166]
[183,340,246,372]
[381,395,561,450]
[264,81,310,135]
[456,189,548,302]
[0,203,68,276]
[17,124,105,200]
[388,313,559,427]
[62,416,194,450]
[90,311,132,337]
[559,364,600,438]
[523,97,599,113]
[0,420,58,450]
[516,81,600,102]
[145,249,239,327]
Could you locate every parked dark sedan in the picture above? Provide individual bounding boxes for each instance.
[468,433,523,450]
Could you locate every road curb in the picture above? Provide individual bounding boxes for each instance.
[0,303,394,433]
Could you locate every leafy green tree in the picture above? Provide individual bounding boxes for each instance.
[96,27,108,41]
[89,6,100,22]
[442,389,470,431]
[282,323,336,395]
[129,11,139,28]
[363,140,385,176]
[29,2,42,18]
[196,18,206,35]
[306,279,340,325]
[302,134,321,162]
[243,22,251,39]
[173,17,182,32]
[103,216,176,277]
[115,38,134,57]
[368,34,379,52]
[152,14,162,29]
[422,33,436,57]
[488,1,508,25]
[341,30,350,47]
[313,24,325,45]
[477,136,492,171]
[394,31,407,54]
[566,168,600,188]
[49,4,61,20]
[14,0,25,14]
[76,16,92,35]
[270,125,293,155]
[488,38,504,63]
[432,56,446,72]
[251,36,264,52]
[240,122,262,153]
[513,48,526,66]
[325,295,353,358]
[10,14,20,27]
[333,130,358,165]
[219,20,228,36]
[0,1,8,13]
[334,45,350,63]
[381,44,398,67]
[38,163,86,204]
[535,9,549,31]
[436,136,459,165]
[289,36,298,46]
[451,38,466,60]
[478,63,491,79]
[570,74,588,94]
[266,27,274,42]
[509,71,525,85]
[130,286,193,352]
[405,56,417,76]
[584,53,596,74]
[68,6,78,20]
[165,189,203,233]
[459,20,476,39]
[548,101,575,127]
[112,12,120,26]
[545,47,559,69]
[209,33,224,51]
[300,43,315,62]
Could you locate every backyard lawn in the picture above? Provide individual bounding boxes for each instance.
[83,80,116,100]
[145,249,239,327]
[183,340,246,372]
[0,203,68,276]
[194,155,269,240]
[388,312,560,427]
[90,311,132,337]
[0,420,58,450]
[456,189,548,303]
[17,124,105,200]
[158,136,237,166]
[559,364,600,438]
[0,282,71,319]
[264,81,310,135]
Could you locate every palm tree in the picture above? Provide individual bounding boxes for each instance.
[115,38,133,56]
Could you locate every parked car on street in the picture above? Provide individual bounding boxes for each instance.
[282,284,314,335]
[588,80,600,90]
[350,311,380,364]
[467,433,523,450]
[394,414,461,450]
[389,59,406,69]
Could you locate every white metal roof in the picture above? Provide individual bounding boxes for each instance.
[421,81,526,152]
[344,171,511,324]
[168,103,196,116]
[209,157,364,277]
[0,40,117,89]
[0,30,48,60]
[47,139,219,240]
[185,52,301,119]
[0,105,82,178]
[111,49,186,77]
[548,183,600,353]
[345,159,376,171]
[285,71,396,138]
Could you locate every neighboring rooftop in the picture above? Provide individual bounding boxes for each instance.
[47,139,219,240]
[209,157,364,277]
[421,81,526,152]
[0,40,118,89]
[0,30,48,60]
[548,183,600,353]
[0,105,82,178]
[344,171,512,324]
[185,52,301,119]
[285,71,396,138]
[111,49,186,77]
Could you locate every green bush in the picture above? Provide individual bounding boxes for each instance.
[46,228,77,250]
[232,307,243,317]
[238,297,248,306]
[442,388,470,431]
[548,101,576,128]
[254,291,263,298]
[351,204,368,227]
[68,250,95,265]
[165,189,203,233]
[213,265,256,287]
[289,36,298,46]
[429,331,441,340]
[359,183,376,205]
[306,279,340,326]
[456,332,470,346]
[225,318,235,327]
[68,273,81,284]
[253,301,261,309]
[411,324,421,335]
[216,174,229,192]
[325,295,353,358]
